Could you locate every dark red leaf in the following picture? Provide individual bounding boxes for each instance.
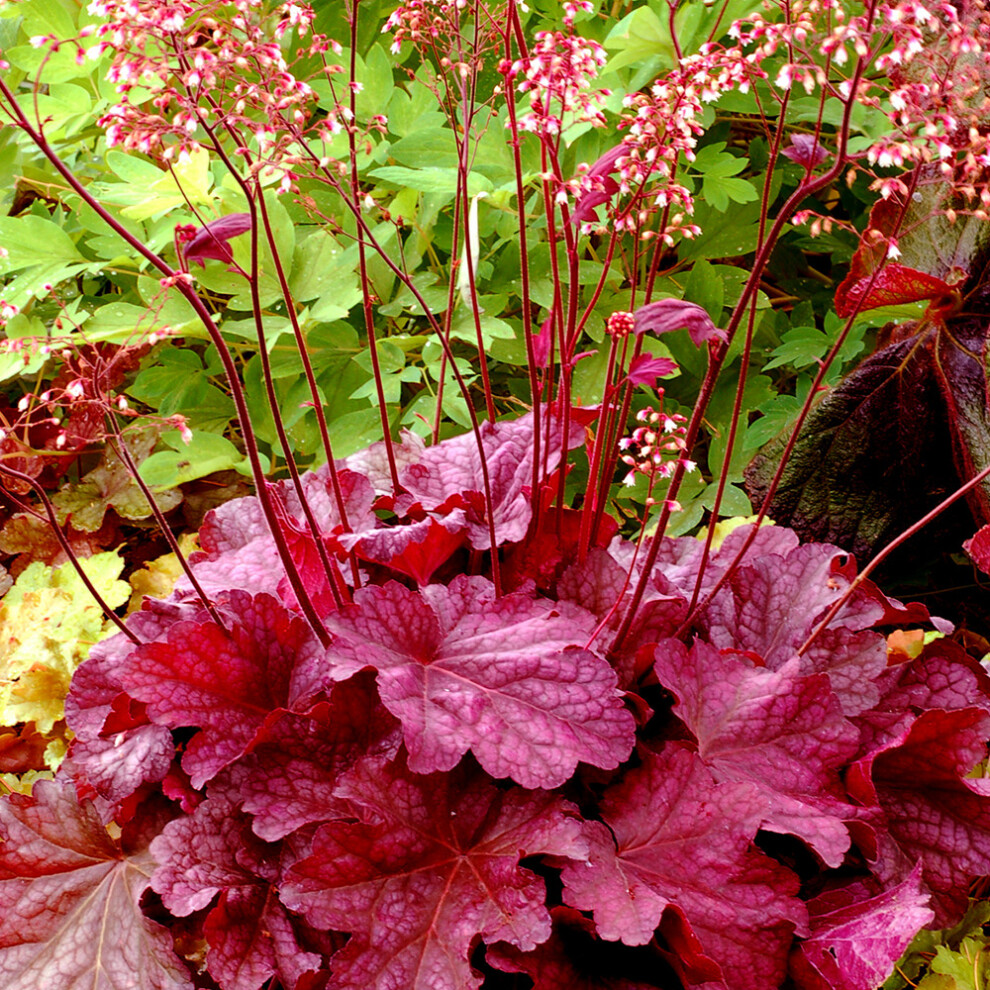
[654,639,861,866]
[150,797,322,990]
[835,262,954,318]
[558,745,806,990]
[744,328,966,561]
[847,707,990,926]
[280,755,589,990]
[214,673,401,841]
[119,591,327,788]
[834,164,986,317]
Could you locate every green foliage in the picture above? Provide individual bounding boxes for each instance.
[886,901,990,990]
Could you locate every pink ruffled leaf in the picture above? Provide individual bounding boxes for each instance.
[280,755,589,990]
[789,866,934,990]
[0,779,191,990]
[653,639,861,867]
[214,673,401,841]
[397,410,584,550]
[119,591,327,788]
[558,745,806,990]
[702,542,891,714]
[322,576,634,788]
[847,706,990,926]
[150,797,322,990]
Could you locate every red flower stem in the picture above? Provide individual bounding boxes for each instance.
[348,2,401,494]
[687,96,789,613]
[253,192,353,534]
[676,166,922,636]
[178,94,349,610]
[611,5,880,651]
[453,45,496,424]
[182,96,353,606]
[503,6,542,518]
[579,334,622,557]
[254,190,360,591]
[591,336,642,542]
[242,187,345,611]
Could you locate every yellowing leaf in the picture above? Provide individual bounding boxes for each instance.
[128,532,200,612]
[0,553,129,733]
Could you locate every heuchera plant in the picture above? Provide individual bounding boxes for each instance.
[3,0,990,988]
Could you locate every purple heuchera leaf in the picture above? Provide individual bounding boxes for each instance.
[398,410,584,550]
[150,796,321,990]
[781,133,829,168]
[63,602,199,815]
[625,351,679,386]
[0,779,191,990]
[558,744,806,990]
[570,143,626,226]
[184,467,375,601]
[322,575,635,788]
[702,542,891,714]
[61,696,174,812]
[653,639,861,867]
[213,673,401,841]
[557,548,688,687]
[65,604,182,737]
[281,755,589,990]
[183,213,252,268]
[789,867,934,990]
[632,299,727,348]
[847,706,990,926]
[118,591,329,788]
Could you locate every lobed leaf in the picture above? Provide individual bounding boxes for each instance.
[654,639,861,866]
[0,779,190,990]
[323,576,635,788]
[281,755,589,990]
[559,745,806,990]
